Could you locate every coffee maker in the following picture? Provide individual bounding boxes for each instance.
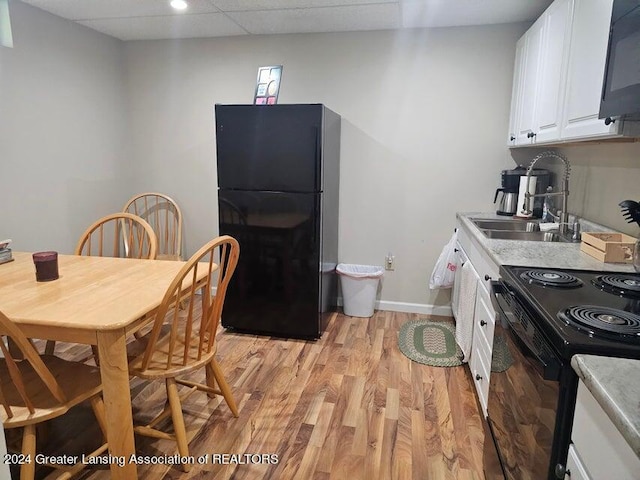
[495,167,524,216]
[495,166,550,217]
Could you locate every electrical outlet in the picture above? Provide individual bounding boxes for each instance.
[385,253,395,271]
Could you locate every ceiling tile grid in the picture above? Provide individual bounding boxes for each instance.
[78,12,247,41]
[19,0,554,41]
[211,0,397,12]
[23,0,221,20]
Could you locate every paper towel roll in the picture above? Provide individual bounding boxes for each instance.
[516,176,537,217]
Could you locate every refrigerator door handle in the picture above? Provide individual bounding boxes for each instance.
[315,126,321,192]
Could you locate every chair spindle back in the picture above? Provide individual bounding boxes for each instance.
[123,193,183,260]
[75,212,158,259]
[140,236,239,372]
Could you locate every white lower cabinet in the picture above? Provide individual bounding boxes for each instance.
[469,285,495,416]
[565,444,591,480]
[454,222,499,417]
[567,381,640,480]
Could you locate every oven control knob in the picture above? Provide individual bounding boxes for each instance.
[554,463,567,478]
[475,374,482,381]
[484,275,491,281]
[480,320,487,327]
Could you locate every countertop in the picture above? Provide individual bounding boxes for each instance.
[456,212,637,272]
[571,355,640,457]
[456,212,639,458]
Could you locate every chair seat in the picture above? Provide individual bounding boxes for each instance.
[0,356,102,428]
[128,332,217,380]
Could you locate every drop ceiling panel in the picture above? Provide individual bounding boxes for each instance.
[78,13,247,41]
[401,0,554,28]
[227,4,400,35]
[23,0,220,20]
[20,0,554,40]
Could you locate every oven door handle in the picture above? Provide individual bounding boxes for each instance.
[490,280,562,381]
[489,280,505,313]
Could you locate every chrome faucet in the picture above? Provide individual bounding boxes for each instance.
[522,151,572,236]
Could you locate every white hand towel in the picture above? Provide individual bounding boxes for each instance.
[454,261,478,363]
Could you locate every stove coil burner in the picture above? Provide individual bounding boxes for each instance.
[520,270,583,288]
[558,305,640,340]
[592,274,640,299]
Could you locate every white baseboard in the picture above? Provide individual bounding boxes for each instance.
[337,297,452,317]
[377,300,453,317]
[217,287,453,318]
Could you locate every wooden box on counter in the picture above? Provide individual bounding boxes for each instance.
[580,232,636,263]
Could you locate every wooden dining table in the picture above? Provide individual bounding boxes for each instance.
[0,251,210,479]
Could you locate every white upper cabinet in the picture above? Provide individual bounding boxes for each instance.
[507,0,637,146]
[560,0,618,140]
[508,0,573,146]
[515,17,545,145]
[536,0,573,143]
[507,37,526,145]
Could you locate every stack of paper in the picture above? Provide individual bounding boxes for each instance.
[0,239,13,265]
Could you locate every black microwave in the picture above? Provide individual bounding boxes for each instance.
[599,0,640,120]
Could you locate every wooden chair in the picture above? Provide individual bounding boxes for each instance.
[219,197,246,227]
[123,193,183,261]
[44,213,158,356]
[75,212,158,259]
[127,236,240,472]
[0,311,108,480]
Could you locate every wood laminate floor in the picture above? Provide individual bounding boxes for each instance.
[26,309,487,480]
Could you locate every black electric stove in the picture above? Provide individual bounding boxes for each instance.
[504,266,640,359]
[484,266,640,480]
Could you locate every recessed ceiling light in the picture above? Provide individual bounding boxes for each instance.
[170,0,188,11]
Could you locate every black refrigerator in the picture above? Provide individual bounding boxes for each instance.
[215,104,340,339]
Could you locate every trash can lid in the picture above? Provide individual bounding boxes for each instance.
[336,263,384,278]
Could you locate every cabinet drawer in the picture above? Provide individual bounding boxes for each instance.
[470,347,490,416]
[565,444,591,480]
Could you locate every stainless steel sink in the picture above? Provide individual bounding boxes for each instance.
[471,218,540,232]
[480,230,562,242]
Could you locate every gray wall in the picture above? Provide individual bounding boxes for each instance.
[558,142,640,235]
[0,0,129,253]
[5,2,637,312]
[510,142,640,237]
[123,25,526,310]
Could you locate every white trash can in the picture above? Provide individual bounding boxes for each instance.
[336,263,384,318]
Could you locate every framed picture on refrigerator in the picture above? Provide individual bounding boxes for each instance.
[254,65,282,105]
